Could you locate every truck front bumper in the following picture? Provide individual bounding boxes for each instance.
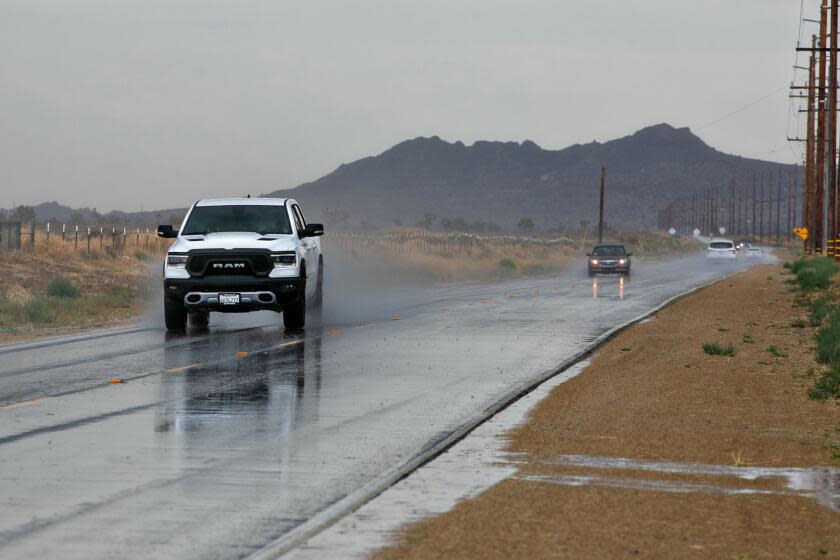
[164,275,304,312]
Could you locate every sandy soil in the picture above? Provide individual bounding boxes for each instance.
[375,264,840,559]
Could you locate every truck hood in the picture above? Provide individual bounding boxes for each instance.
[169,232,299,253]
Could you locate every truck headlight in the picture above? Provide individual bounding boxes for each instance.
[271,252,296,267]
[591,259,598,265]
[166,255,188,268]
[619,259,626,265]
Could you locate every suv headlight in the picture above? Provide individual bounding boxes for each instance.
[591,259,598,265]
[271,252,296,267]
[166,255,188,268]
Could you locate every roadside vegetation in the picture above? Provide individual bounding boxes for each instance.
[350,230,700,283]
[0,244,157,341]
[702,342,735,357]
[786,256,840,401]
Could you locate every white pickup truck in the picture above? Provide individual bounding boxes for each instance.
[157,198,324,331]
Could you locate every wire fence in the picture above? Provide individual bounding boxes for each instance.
[0,222,631,261]
[324,231,577,258]
[0,222,170,257]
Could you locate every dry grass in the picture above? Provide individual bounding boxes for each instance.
[0,239,162,341]
[330,231,700,282]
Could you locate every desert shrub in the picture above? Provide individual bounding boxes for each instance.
[46,277,79,298]
[808,364,840,401]
[810,295,837,327]
[792,258,839,291]
[497,258,517,275]
[816,313,840,364]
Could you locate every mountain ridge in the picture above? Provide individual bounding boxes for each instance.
[265,123,797,230]
[4,124,798,232]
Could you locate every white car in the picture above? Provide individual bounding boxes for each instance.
[746,245,762,257]
[706,238,737,259]
[158,198,324,331]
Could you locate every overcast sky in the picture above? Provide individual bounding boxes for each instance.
[0,0,806,212]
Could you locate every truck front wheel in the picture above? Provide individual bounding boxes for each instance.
[283,266,306,329]
[165,299,187,331]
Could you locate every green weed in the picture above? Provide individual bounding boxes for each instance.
[703,343,735,357]
[767,345,788,358]
[808,364,840,401]
[497,258,517,275]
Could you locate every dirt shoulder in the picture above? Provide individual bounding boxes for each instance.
[375,264,840,559]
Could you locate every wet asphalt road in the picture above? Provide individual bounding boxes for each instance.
[0,252,767,559]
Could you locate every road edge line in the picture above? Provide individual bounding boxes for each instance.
[0,325,154,355]
[248,269,745,560]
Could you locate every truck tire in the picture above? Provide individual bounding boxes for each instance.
[310,258,323,309]
[165,299,187,331]
[189,310,209,328]
[284,265,306,329]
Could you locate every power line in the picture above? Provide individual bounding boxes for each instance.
[697,86,787,131]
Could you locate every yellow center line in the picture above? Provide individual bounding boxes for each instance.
[165,363,202,373]
[0,397,51,410]
[270,340,305,350]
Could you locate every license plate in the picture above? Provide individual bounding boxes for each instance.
[219,293,240,305]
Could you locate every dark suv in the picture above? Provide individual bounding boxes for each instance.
[587,244,632,276]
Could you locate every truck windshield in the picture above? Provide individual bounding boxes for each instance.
[181,205,293,235]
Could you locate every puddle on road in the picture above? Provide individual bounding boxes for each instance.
[591,276,625,300]
[286,329,838,559]
[519,454,840,512]
[286,361,593,559]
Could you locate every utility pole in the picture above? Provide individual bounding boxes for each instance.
[817,2,828,254]
[788,175,793,242]
[710,191,715,234]
[767,173,773,243]
[830,0,839,256]
[806,34,817,255]
[729,180,735,234]
[597,166,605,243]
[760,180,765,243]
[776,169,783,245]
[752,173,757,241]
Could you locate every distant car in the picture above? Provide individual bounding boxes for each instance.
[746,245,762,257]
[587,244,632,276]
[707,238,737,259]
[736,239,750,251]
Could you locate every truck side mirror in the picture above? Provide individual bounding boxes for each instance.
[626,252,633,257]
[300,223,324,238]
[157,225,178,239]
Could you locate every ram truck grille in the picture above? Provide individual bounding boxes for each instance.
[187,251,273,277]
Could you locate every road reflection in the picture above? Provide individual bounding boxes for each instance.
[155,330,322,437]
[591,275,625,300]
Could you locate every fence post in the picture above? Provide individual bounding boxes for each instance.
[87,227,91,253]
[46,222,50,244]
[74,225,78,253]
[62,223,66,242]
[30,221,35,249]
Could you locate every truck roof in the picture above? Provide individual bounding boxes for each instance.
[194,197,290,207]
